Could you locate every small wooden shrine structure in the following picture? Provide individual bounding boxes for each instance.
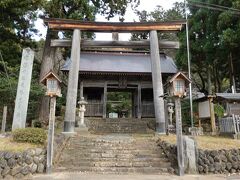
[43,18,185,134]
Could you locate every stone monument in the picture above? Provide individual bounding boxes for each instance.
[12,48,34,130]
[183,136,197,174]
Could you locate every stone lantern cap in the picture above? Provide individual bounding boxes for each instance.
[78,97,88,105]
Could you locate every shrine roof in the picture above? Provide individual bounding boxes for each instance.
[215,93,240,102]
[61,52,177,74]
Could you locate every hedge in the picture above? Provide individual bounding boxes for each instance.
[12,128,47,145]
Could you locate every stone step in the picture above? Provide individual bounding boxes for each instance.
[54,166,169,174]
[57,160,171,168]
[68,146,160,151]
[58,157,170,163]
[60,154,166,160]
[58,156,167,163]
[54,131,171,174]
[69,141,158,147]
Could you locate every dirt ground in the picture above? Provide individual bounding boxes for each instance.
[33,172,240,180]
[158,134,240,150]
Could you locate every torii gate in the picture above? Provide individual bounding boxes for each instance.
[44,18,185,134]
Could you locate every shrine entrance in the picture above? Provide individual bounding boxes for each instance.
[107,90,133,119]
[43,18,184,134]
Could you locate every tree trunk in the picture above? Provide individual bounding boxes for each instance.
[213,63,217,93]
[229,52,236,93]
[39,29,57,126]
[207,66,212,95]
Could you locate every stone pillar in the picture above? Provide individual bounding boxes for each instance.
[1,106,7,133]
[63,29,81,133]
[103,82,107,118]
[183,136,197,174]
[137,83,142,119]
[12,48,34,130]
[149,30,165,134]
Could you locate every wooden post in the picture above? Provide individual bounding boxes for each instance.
[46,97,56,174]
[232,114,237,134]
[149,30,165,134]
[63,29,81,133]
[175,97,184,176]
[137,83,142,119]
[209,96,216,134]
[1,106,7,133]
[103,82,107,118]
[164,100,168,134]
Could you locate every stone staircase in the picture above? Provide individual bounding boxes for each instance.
[83,118,156,134]
[54,130,172,174]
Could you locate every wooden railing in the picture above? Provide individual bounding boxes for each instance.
[85,103,103,117]
[142,103,155,117]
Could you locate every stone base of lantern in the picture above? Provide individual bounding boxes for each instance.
[168,125,176,134]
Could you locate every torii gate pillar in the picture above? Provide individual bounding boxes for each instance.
[63,29,81,134]
[150,30,166,134]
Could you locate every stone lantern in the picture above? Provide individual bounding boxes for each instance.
[78,97,88,127]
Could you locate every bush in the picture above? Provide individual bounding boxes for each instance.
[12,128,47,145]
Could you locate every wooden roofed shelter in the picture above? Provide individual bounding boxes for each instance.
[44,18,185,134]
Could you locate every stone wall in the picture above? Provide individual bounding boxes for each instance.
[0,148,46,179]
[198,149,240,174]
[158,139,240,175]
[53,133,70,166]
[157,140,178,174]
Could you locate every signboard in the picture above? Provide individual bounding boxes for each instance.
[109,112,118,118]
[198,100,210,118]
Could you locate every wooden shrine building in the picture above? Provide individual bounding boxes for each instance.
[44,18,185,134]
[61,52,177,118]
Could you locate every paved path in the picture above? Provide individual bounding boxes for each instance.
[33,172,240,180]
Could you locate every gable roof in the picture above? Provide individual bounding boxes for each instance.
[168,72,191,83]
[61,52,177,74]
[40,70,62,85]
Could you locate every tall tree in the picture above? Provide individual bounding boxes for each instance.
[0,0,45,126]
[176,0,239,94]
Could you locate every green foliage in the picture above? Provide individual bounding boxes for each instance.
[131,3,185,41]
[107,92,132,117]
[214,103,225,118]
[176,0,240,93]
[12,128,47,144]
[44,0,139,21]
[181,99,198,126]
